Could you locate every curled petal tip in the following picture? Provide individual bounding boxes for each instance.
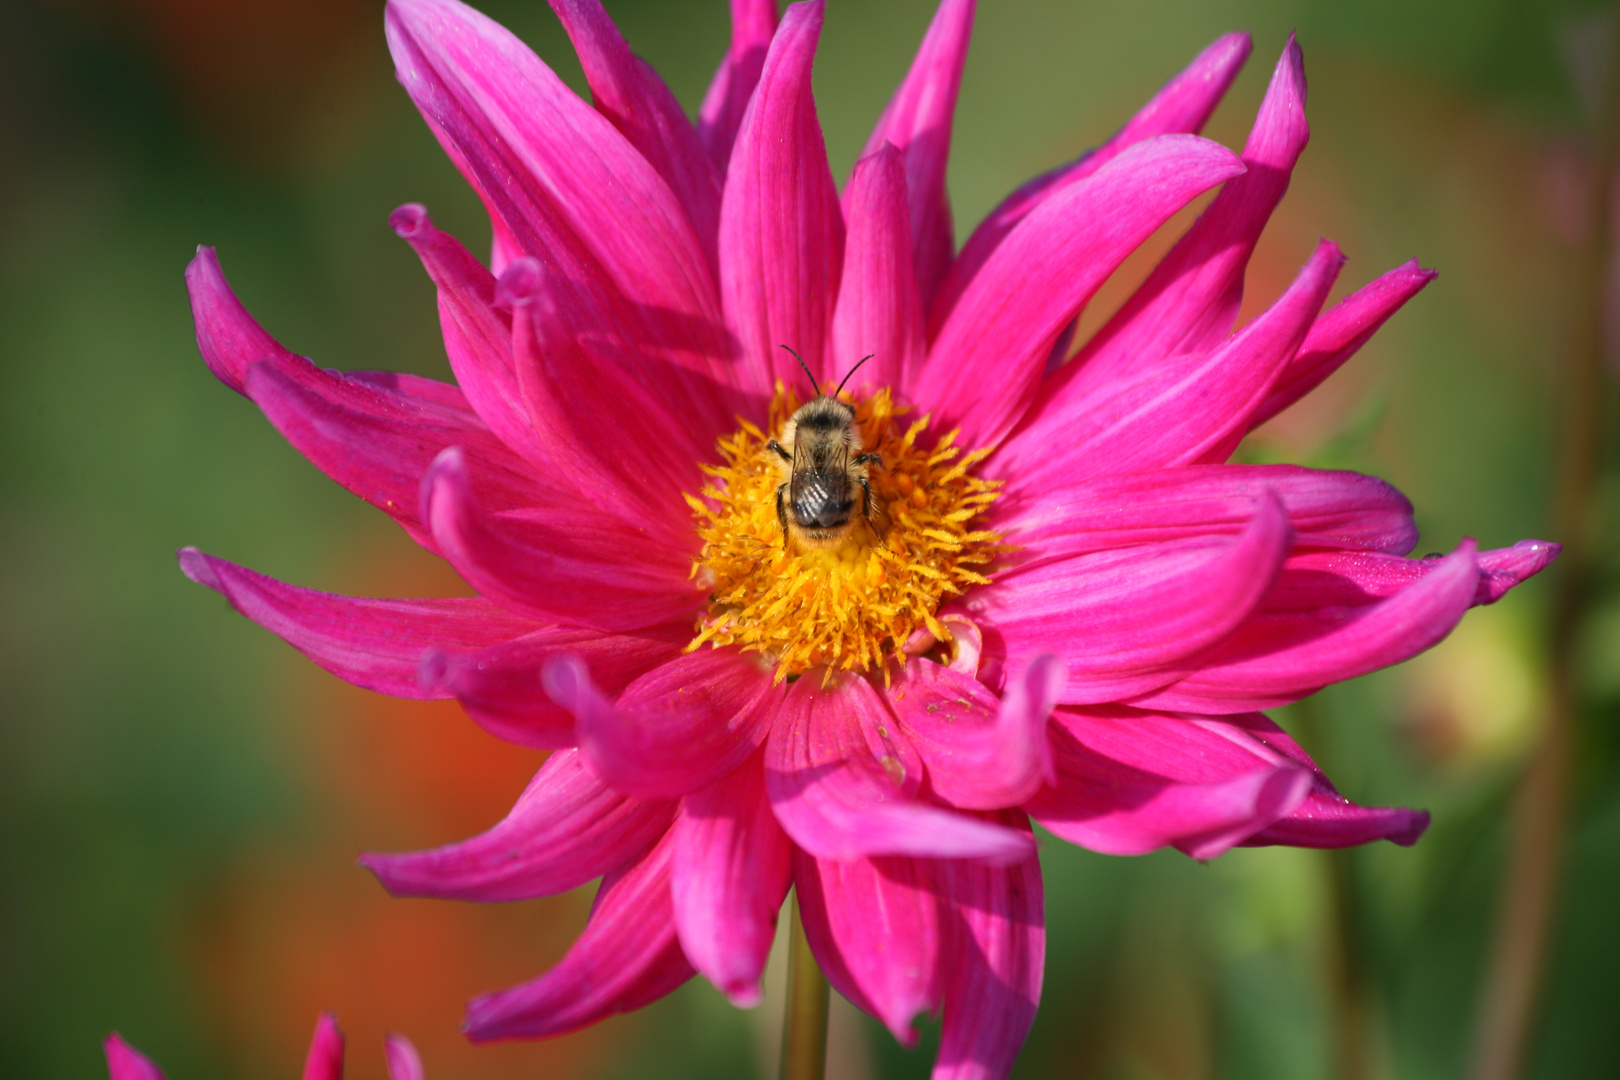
[417,647,452,694]
[176,546,221,591]
[724,981,764,1009]
[494,257,544,309]
[541,653,592,706]
[390,202,430,238]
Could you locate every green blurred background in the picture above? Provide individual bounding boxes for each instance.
[1,0,1617,1077]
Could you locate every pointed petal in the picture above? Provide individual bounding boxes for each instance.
[934,32,1251,327]
[795,849,942,1044]
[888,657,1060,810]
[831,144,926,390]
[764,674,1035,861]
[546,649,779,798]
[421,447,702,632]
[718,0,845,392]
[993,464,1417,570]
[1133,541,1493,712]
[910,134,1245,449]
[1056,36,1310,399]
[419,623,688,749]
[464,829,694,1041]
[698,0,779,169]
[362,749,676,901]
[301,1014,345,1080]
[933,816,1044,1080]
[1250,261,1437,429]
[1000,239,1343,488]
[965,492,1292,703]
[548,0,724,267]
[384,1034,425,1080]
[672,752,793,1006]
[185,246,300,395]
[104,1034,167,1080]
[858,0,975,308]
[1026,707,1312,859]
[177,547,538,698]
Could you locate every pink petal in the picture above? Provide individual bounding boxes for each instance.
[301,1014,345,1080]
[1026,707,1312,860]
[384,1034,425,1080]
[794,849,942,1044]
[718,0,846,392]
[1055,36,1311,400]
[933,816,1044,1080]
[992,463,1417,568]
[419,623,688,749]
[185,246,298,395]
[104,1034,167,1080]
[888,657,1060,810]
[420,447,702,632]
[241,352,556,553]
[857,0,975,309]
[464,828,694,1041]
[671,751,793,1006]
[763,674,1036,861]
[545,649,779,798]
[830,144,926,392]
[999,238,1344,489]
[1250,260,1438,430]
[964,492,1292,703]
[1133,540,1490,712]
[548,0,724,268]
[698,0,779,169]
[910,134,1245,449]
[177,547,539,699]
[361,749,675,901]
[934,32,1251,329]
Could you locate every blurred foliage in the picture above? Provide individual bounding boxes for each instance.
[1,0,1618,1078]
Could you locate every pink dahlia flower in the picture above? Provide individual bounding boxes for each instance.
[179,0,1557,1075]
[104,1015,424,1080]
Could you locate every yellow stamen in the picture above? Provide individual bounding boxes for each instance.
[686,382,1004,683]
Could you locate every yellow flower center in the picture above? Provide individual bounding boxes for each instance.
[684,382,1003,681]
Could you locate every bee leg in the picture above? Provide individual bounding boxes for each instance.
[767,440,793,463]
[775,483,790,548]
[859,476,880,539]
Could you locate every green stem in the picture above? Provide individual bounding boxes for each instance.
[780,892,830,1080]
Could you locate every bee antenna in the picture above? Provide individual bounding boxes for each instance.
[779,345,820,397]
[834,354,875,399]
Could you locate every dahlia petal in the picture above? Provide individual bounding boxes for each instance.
[241,353,556,552]
[1026,707,1312,859]
[1057,36,1311,399]
[1000,238,1344,488]
[888,657,1060,810]
[1133,540,1488,712]
[384,1034,425,1080]
[1255,541,1560,613]
[698,0,779,169]
[548,0,724,267]
[794,849,942,1044]
[1477,539,1562,602]
[858,0,975,308]
[361,749,675,901]
[501,259,707,543]
[177,547,537,698]
[831,145,927,392]
[764,674,1036,861]
[965,492,1292,703]
[420,447,702,632]
[934,31,1251,328]
[993,463,1417,568]
[301,1014,344,1080]
[1250,260,1438,429]
[104,1034,166,1080]
[671,752,793,1006]
[933,818,1044,1080]
[419,623,687,749]
[464,828,694,1041]
[911,134,1245,448]
[718,0,846,391]
[185,246,298,395]
[546,649,779,798]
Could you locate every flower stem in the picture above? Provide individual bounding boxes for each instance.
[780,891,829,1080]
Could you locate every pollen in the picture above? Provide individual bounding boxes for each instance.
[685,382,1003,682]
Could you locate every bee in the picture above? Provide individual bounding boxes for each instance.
[768,347,883,550]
